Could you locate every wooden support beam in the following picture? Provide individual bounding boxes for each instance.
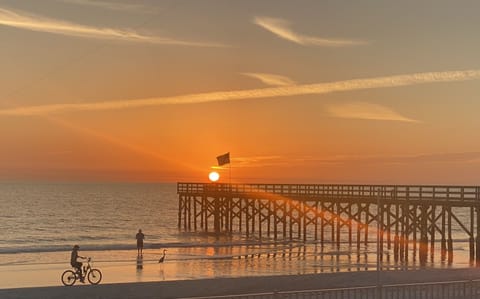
[419,205,428,267]
[470,207,475,262]
[441,206,447,262]
[476,206,480,266]
[448,207,453,264]
[428,205,435,262]
[394,204,399,262]
[177,182,480,266]
[386,204,391,250]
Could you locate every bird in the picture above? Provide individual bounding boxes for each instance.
[158,249,167,263]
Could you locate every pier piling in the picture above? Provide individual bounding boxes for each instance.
[178,183,480,266]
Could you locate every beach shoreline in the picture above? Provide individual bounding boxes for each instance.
[2,268,480,299]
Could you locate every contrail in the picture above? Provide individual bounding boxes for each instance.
[254,16,367,47]
[57,0,153,13]
[0,7,222,47]
[326,102,418,123]
[1,69,479,116]
[242,73,296,86]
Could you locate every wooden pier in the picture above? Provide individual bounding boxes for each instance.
[177,183,480,266]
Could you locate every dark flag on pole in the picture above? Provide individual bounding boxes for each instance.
[216,152,230,166]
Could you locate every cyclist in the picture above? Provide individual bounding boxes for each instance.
[70,245,85,282]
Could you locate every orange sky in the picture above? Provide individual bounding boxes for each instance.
[1,1,480,184]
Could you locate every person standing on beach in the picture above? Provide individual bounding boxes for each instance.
[136,229,145,256]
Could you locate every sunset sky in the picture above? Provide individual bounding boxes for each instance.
[1,0,480,184]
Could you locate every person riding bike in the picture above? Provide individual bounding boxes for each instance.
[70,245,85,282]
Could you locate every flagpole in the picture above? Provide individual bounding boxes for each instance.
[227,154,231,192]
[216,152,231,187]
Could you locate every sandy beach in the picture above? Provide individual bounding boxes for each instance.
[2,267,480,299]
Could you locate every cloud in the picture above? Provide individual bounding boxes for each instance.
[331,152,480,165]
[245,152,480,168]
[390,152,480,164]
[1,69,480,116]
[326,102,418,122]
[0,7,222,47]
[216,152,480,170]
[254,16,367,47]
[57,0,154,13]
[242,73,296,86]
[233,155,286,167]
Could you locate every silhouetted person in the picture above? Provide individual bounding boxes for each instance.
[71,245,85,283]
[136,229,145,256]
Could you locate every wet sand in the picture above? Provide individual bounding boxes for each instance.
[2,268,480,299]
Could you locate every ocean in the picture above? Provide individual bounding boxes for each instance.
[0,182,475,285]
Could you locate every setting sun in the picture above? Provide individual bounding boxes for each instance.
[208,171,220,182]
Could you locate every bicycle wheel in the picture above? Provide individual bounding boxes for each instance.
[61,270,77,286]
[87,268,102,285]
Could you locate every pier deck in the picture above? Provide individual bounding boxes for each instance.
[178,183,480,265]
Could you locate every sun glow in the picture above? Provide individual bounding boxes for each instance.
[208,171,220,182]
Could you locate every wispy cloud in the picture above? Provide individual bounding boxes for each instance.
[57,0,154,13]
[242,73,296,86]
[388,152,480,164]
[211,155,286,170]
[326,102,418,122]
[346,151,480,165]
[233,155,286,167]
[1,69,480,116]
[253,16,367,47]
[0,7,222,47]
[236,152,480,168]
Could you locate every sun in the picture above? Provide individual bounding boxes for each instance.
[208,171,220,182]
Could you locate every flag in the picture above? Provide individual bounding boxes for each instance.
[216,152,230,166]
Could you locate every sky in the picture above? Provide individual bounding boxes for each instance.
[1,0,480,184]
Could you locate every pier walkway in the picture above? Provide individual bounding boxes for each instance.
[178,183,480,265]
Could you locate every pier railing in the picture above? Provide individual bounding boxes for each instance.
[178,183,480,204]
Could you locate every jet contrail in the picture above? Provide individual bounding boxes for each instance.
[1,69,479,116]
[0,7,222,47]
[57,0,153,13]
[326,102,419,122]
[254,16,367,47]
[242,72,296,86]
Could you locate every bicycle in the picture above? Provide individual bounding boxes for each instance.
[61,257,102,286]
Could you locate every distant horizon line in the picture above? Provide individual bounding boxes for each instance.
[1,179,480,187]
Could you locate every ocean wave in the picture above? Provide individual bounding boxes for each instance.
[1,238,474,255]
[149,240,297,249]
[0,240,300,255]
